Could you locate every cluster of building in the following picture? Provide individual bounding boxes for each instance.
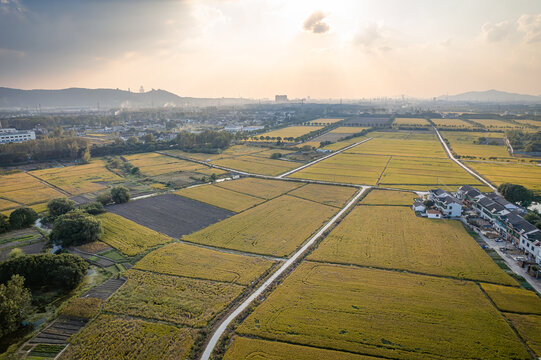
[0,128,36,143]
[412,185,541,265]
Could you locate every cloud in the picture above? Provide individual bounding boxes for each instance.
[518,14,541,43]
[0,0,26,15]
[354,23,392,53]
[303,11,330,34]
[480,20,514,42]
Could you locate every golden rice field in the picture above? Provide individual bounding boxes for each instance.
[134,242,275,285]
[215,177,302,199]
[237,262,528,360]
[223,337,380,360]
[0,198,18,211]
[124,152,206,176]
[163,144,264,162]
[254,126,322,140]
[393,117,430,127]
[175,184,265,212]
[516,119,541,128]
[184,195,337,257]
[505,313,541,356]
[469,119,525,130]
[378,156,484,188]
[289,153,389,185]
[213,155,300,176]
[104,270,244,327]
[361,189,417,205]
[441,131,512,159]
[98,213,173,256]
[30,161,122,195]
[481,283,541,314]
[60,314,195,360]
[321,135,367,151]
[310,205,516,285]
[308,118,344,125]
[345,137,447,158]
[0,172,64,205]
[431,118,478,129]
[288,184,357,208]
[61,297,103,319]
[250,148,296,158]
[330,126,370,134]
[466,161,541,194]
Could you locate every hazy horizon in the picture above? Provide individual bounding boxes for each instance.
[1,0,541,99]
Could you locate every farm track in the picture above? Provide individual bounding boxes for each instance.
[200,186,370,360]
[177,240,286,262]
[24,171,72,197]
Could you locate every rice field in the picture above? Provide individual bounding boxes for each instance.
[0,172,65,205]
[124,152,206,176]
[516,119,541,128]
[174,184,265,212]
[310,205,516,285]
[431,118,479,129]
[254,126,322,140]
[184,195,337,257]
[215,177,303,199]
[288,184,357,207]
[289,153,389,185]
[30,161,122,195]
[212,155,300,176]
[481,283,541,314]
[98,213,173,256]
[104,270,244,327]
[466,161,541,194]
[0,198,19,211]
[393,118,430,128]
[237,262,528,360]
[505,313,541,356]
[441,131,512,159]
[329,126,370,134]
[361,189,417,205]
[308,118,344,125]
[346,136,447,158]
[60,314,195,360]
[469,119,526,130]
[163,144,264,162]
[133,242,275,285]
[321,135,367,151]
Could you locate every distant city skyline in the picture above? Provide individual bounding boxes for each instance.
[1,0,541,99]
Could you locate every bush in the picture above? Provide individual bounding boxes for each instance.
[47,198,75,218]
[50,210,102,247]
[498,183,534,207]
[79,202,106,215]
[270,152,282,159]
[111,186,130,204]
[7,248,24,260]
[0,213,10,234]
[0,275,32,338]
[0,253,88,292]
[9,207,38,229]
[96,192,113,206]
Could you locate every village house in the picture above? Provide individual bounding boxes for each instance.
[427,188,463,218]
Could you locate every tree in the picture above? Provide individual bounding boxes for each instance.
[0,275,32,338]
[111,186,130,204]
[7,248,24,260]
[78,202,106,215]
[96,192,113,206]
[270,152,282,159]
[81,147,91,164]
[9,208,38,229]
[0,214,10,234]
[50,210,102,247]
[423,199,434,207]
[498,183,534,207]
[47,198,75,218]
[524,212,541,225]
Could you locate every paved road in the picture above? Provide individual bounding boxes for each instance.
[433,127,497,191]
[199,186,370,360]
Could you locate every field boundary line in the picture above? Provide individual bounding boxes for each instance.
[276,137,373,178]
[177,240,286,262]
[24,171,72,197]
[433,127,497,191]
[376,155,392,185]
[200,186,370,360]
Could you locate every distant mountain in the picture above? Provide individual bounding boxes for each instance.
[0,87,255,110]
[437,90,541,103]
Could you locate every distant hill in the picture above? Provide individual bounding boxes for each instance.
[437,90,541,103]
[0,87,254,109]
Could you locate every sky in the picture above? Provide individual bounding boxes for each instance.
[1,0,541,99]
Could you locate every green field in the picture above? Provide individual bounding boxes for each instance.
[134,242,275,285]
[104,270,244,327]
[466,161,541,194]
[184,195,337,257]
[98,213,173,256]
[174,184,265,212]
[288,184,357,207]
[310,205,516,285]
[237,262,528,360]
[481,283,541,314]
[215,178,302,199]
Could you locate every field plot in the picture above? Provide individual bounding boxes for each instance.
[60,314,195,360]
[213,156,300,176]
[174,184,264,212]
[134,242,275,285]
[516,119,541,128]
[321,135,367,151]
[302,127,370,148]
[215,177,302,199]
[481,283,541,314]
[107,194,234,238]
[255,126,322,140]
[361,189,417,205]
[442,131,511,159]
[308,118,343,125]
[0,198,18,211]
[97,213,173,256]
[288,184,357,207]
[431,118,478,129]
[466,161,541,194]
[342,117,390,127]
[104,270,243,327]
[163,144,264,162]
[224,336,380,360]
[393,117,430,128]
[124,152,206,176]
[184,195,337,257]
[30,161,122,195]
[505,313,541,356]
[346,136,447,158]
[378,156,484,189]
[0,172,64,205]
[330,126,370,134]
[469,119,526,130]
[237,262,528,360]
[310,205,516,285]
[290,153,389,185]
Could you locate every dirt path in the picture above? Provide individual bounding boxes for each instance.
[199,186,370,360]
